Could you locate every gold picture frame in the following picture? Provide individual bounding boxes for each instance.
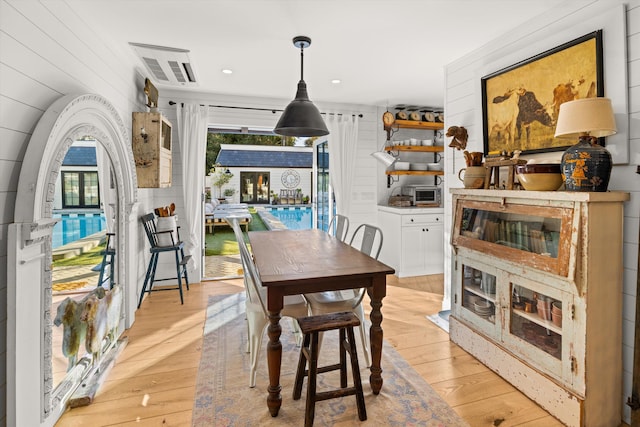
[482,30,603,155]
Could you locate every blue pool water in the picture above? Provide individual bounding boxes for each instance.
[52,213,106,249]
[266,206,313,230]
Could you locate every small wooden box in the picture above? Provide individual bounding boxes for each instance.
[132,112,172,188]
[388,196,411,207]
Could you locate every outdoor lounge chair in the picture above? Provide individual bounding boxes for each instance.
[205,204,252,233]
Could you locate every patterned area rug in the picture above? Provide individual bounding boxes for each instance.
[192,294,468,426]
[52,280,89,292]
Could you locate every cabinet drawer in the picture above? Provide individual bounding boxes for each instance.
[402,214,441,226]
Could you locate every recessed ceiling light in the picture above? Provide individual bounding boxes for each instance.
[331,79,341,84]
[221,69,233,74]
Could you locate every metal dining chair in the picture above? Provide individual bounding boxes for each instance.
[303,223,384,367]
[225,216,308,387]
[327,214,350,242]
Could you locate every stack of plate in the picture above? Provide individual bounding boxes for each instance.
[473,300,493,318]
[410,163,428,171]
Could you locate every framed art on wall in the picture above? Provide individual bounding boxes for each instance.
[481,30,603,156]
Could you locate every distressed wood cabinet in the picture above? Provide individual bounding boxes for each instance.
[449,189,629,427]
[132,112,172,188]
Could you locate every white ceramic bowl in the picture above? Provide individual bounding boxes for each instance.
[421,139,434,146]
[394,161,410,171]
[409,138,419,146]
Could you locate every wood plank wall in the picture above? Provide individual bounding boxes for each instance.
[442,0,640,424]
[0,1,147,424]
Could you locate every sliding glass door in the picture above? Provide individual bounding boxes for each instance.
[313,141,332,231]
[240,171,270,204]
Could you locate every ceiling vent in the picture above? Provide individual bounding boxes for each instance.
[129,42,198,87]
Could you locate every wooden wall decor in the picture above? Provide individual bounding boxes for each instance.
[132,112,172,188]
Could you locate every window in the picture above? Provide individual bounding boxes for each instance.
[240,172,270,204]
[61,171,100,208]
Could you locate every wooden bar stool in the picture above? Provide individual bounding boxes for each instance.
[293,311,366,427]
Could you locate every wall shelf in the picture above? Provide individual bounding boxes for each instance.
[386,145,444,153]
[385,170,444,176]
[385,119,444,131]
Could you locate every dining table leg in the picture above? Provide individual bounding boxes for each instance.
[266,308,283,417]
[368,276,386,394]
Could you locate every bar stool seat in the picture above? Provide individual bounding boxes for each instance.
[293,311,366,426]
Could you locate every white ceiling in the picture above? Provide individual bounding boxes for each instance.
[66,0,564,108]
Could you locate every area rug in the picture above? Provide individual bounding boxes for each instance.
[192,293,468,426]
[426,310,450,333]
[52,280,89,292]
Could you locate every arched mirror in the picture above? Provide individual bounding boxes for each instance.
[50,137,119,390]
[8,94,138,427]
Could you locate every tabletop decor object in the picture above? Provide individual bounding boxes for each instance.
[554,97,616,191]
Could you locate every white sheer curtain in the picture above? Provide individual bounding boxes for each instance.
[176,103,209,274]
[326,114,359,218]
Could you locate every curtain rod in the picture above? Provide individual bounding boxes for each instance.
[168,100,363,118]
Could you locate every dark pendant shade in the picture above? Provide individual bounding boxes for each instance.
[274,80,329,137]
[274,35,329,137]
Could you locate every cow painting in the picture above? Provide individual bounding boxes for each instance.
[494,89,554,143]
[551,78,596,122]
[488,88,521,150]
[482,31,601,154]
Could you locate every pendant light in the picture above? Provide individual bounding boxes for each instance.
[274,36,329,137]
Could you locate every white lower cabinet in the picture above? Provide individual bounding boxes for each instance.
[378,206,443,277]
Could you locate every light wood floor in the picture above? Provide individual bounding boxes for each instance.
[55,275,568,426]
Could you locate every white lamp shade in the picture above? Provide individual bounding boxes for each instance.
[371,151,397,167]
[554,97,617,139]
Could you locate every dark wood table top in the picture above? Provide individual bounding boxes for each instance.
[248,229,395,289]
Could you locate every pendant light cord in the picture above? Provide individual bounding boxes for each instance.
[299,45,304,81]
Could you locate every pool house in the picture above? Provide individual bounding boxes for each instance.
[213,144,313,206]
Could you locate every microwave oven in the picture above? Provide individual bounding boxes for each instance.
[401,185,442,207]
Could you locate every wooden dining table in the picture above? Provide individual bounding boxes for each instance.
[247,229,395,417]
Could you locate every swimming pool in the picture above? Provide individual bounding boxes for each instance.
[52,213,106,248]
[260,206,313,230]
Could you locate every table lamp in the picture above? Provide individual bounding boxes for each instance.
[554,97,616,192]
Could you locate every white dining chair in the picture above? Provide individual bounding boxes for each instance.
[327,214,350,242]
[303,223,384,367]
[225,216,308,387]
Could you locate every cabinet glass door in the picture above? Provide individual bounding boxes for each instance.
[461,264,496,324]
[510,284,562,360]
[453,199,574,276]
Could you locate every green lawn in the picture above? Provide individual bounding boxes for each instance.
[204,209,267,256]
[52,243,106,267]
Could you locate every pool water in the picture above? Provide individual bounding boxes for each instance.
[266,206,313,230]
[52,213,106,248]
